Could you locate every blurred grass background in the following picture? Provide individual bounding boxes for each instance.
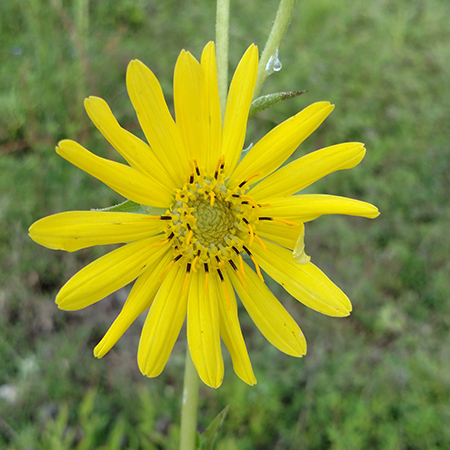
[1,0,449,448]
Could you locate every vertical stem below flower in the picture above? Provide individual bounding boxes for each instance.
[179,348,200,450]
[253,0,298,99]
[215,0,230,117]
[73,0,90,127]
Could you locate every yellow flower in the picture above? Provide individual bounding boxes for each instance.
[29,42,379,388]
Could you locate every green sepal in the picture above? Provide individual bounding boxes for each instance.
[197,405,230,450]
[92,199,168,217]
[92,199,146,214]
[248,90,306,120]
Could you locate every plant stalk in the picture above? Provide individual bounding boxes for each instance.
[215,0,230,117]
[253,0,298,99]
[179,348,200,450]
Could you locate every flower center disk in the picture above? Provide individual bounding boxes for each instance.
[191,196,235,247]
[162,159,262,278]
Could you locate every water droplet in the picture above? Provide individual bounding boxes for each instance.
[265,48,282,75]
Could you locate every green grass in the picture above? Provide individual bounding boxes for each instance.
[1,0,450,448]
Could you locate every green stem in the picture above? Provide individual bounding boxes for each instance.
[253,0,298,99]
[215,0,230,117]
[179,348,200,450]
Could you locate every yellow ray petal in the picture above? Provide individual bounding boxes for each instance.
[214,271,256,386]
[250,142,366,201]
[56,235,165,311]
[200,42,222,172]
[226,262,306,357]
[228,102,334,188]
[222,44,258,176]
[94,248,173,358]
[29,211,167,252]
[187,270,224,388]
[251,239,352,317]
[259,195,380,223]
[84,96,173,188]
[174,50,206,165]
[138,264,188,377]
[126,60,190,184]
[56,140,172,208]
[256,221,305,251]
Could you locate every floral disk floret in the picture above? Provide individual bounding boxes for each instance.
[29,42,379,388]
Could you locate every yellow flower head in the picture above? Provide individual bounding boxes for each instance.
[29,42,379,388]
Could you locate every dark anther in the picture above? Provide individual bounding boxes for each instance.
[242,217,249,225]
[160,215,172,220]
[189,174,194,184]
[229,260,238,271]
[186,263,192,274]
[242,245,252,256]
[258,217,273,221]
[167,232,174,240]
[204,263,209,273]
[174,254,183,262]
[215,255,221,264]
[231,246,240,255]
[217,268,224,282]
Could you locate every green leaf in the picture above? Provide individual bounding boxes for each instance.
[198,405,230,450]
[248,90,307,119]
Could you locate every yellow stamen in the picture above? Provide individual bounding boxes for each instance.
[222,279,231,309]
[188,160,195,179]
[272,218,298,226]
[215,255,225,269]
[239,172,260,188]
[185,229,193,245]
[214,155,225,179]
[239,195,259,208]
[157,215,173,220]
[191,255,199,272]
[192,159,200,176]
[208,191,215,206]
[255,234,267,250]
[151,239,169,248]
[160,260,175,279]
[235,267,247,289]
[258,216,298,226]
[182,271,190,294]
[247,223,254,246]
[204,271,209,293]
[250,255,264,283]
[228,259,246,289]
[238,253,245,275]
